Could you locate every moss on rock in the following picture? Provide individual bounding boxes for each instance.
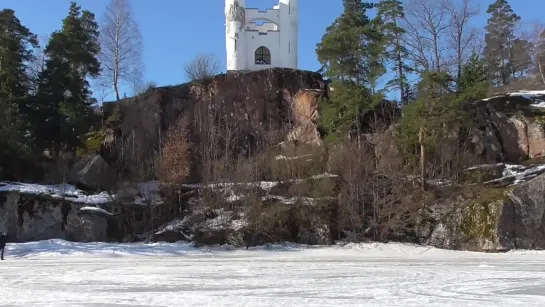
[460,200,502,243]
[77,130,106,158]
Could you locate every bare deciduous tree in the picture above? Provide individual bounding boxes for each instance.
[99,0,143,101]
[184,54,221,82]
[521,21,545,87]
[442,0,479,89]
[28,34,49,94]
[133,80,157,96]
[403,0,451,73]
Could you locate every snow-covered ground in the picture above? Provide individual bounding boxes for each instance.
[2,241,545,306]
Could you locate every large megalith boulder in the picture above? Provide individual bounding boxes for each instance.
[65,208,110,242]
[68,154,116,191]
[507,172,545,249]
[422,171,545,251]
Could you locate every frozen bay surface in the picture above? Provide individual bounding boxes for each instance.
[1,240,545,306]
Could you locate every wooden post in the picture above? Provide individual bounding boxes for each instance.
[419,126,426,191]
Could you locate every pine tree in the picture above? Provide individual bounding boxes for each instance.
[483,0,520,87]
[318,81,373,141]
[315,0,381,86]
[0,9,38,177]
[459,52,488,92]
[458,52,488,101]
[33,1,100,156]
[315,0,383,141]
[0,9,38,113]
[510,38,533,79]
[375,0,411,105]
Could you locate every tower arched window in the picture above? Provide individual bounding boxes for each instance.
[255,46,271,65]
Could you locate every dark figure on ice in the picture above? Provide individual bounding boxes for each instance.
[0,232,7,260]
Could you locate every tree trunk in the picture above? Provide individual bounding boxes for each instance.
[394,24,406,105]
[114,81,120,101]
[419,126,426,191]
[538,60,545,88]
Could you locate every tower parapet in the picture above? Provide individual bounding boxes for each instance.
[225,0,298,72]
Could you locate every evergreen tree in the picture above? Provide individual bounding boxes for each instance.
[0,9,38,178]
[459,52,488,92]
[375,0,411,105]
[316,0,384,141]
[315,0,381,86]
[483,0,520,87]
[33,1,100,156]
[0,9,38,113]
[318,81,373,141]
[458,52,488,101]
[510,38,533,79]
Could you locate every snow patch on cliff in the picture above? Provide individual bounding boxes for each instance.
[0,181,113,204]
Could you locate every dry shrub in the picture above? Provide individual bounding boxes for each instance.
[156,117,190,190]
[266,144,329,182]
[327,139,432,242]
[184,54,221,84]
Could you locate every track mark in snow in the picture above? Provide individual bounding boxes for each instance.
[2,241,545,306]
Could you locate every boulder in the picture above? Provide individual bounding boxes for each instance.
[470,93,545,163]
[298,223,331,245]
[421,196,512,251]
[65,209,109,242]
[0,183,152,243]
[0,191,110,242]
[148,219,193,243]
[68,154,116,191]
[507,172,545,248]
[422,171,545,251]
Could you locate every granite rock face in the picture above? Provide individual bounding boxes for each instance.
[421,171,545,251]
[470,92,545,162]
[0,186,155,243]
[100,68,326,182]
[68,154,116,191]
[0,192,109,242]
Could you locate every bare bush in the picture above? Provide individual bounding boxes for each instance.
[156,117,190,190]
[184,54,221,83]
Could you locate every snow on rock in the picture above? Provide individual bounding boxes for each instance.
[134,181,163,205]
[146,209,248,245]
[484,163,545,186]
[182,173,338,193]
[0,181,113,204]
[509,90,545,105]
[80,206,114,216]
[183,181,279,191]
[481,90,545,107]
[204,209,247,231]
[153,218,194,242]
[262,195,336,206]
[274,154,313,161]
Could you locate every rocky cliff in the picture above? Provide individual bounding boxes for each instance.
[469,90,545,162]
[4,70,545,253]
[99,68,326,183]
[419,164,545,251]
[0,182,158,242]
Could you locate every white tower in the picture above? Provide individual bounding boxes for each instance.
[225,0,299,72]
[225,0,247,71]
[279,0,298,69]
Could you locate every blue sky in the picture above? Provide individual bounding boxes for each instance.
[3,0,545,101]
